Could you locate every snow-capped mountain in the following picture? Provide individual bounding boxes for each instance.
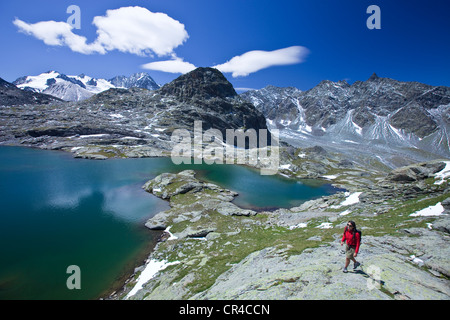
[109,72,159,91]
[13,71,160,102]
[241,74,450,167]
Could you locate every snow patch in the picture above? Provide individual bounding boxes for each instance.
[409,255,424,267]
[339,209,352,216]
[410,202,445,217]
[332,192,362,209]
[389,124,405,140]
[164,226,178,240]
[352,121,363,135]
[79,134,108,138]
[126,259,180,299]
[288,222,308,230]
[434,161,450,185]
[340,192,362,206]
[303,125,312,133]
[316,222,333,229]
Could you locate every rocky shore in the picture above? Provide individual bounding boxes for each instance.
[108,159,450,300]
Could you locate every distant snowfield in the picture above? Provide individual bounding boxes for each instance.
[14,70,159,102]
[16,71,116,93]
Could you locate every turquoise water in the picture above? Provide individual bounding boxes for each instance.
[0,146,340,299]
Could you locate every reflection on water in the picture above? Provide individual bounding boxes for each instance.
[0,147,169,299]
[0,146,341,299]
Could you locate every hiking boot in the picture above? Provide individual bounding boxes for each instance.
[343,267,348,273]
[353,262,361,270]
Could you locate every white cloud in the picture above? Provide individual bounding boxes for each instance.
[13,19,104,54]
[213,46,309,77]
[13,6,189,57]
[92,6,188,57]
[14,7,309,78]
[141,57,196,74]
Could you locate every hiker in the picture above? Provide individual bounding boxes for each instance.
[340,220,361,273]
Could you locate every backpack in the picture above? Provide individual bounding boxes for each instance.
[355,229,362,242]
[344,226,362,242]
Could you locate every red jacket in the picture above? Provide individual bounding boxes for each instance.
[341,228,361,254]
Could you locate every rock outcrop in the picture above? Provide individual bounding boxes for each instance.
[0,77,61,106]
[143,170,256,232]
[385,161,446,183]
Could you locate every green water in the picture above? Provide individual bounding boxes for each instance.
[0,146,340,299]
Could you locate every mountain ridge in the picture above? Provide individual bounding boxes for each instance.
[0,76,62,106]
[12,71,160,102]
[0,67,269,158]
[241,74,450,167]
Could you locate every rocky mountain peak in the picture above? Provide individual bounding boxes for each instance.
[0,77,16,89]
[368,72,380,81]
[0,77,61,106]
[159,67,237,100]
[109,72,159,91]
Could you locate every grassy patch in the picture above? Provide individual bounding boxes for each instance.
[357,193,449,237]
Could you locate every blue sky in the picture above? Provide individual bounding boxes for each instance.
[1,0,449,91]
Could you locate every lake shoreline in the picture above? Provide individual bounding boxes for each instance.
[98,227,164,300]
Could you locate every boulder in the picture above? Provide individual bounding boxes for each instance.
[175,226,217,239]
[386,161,446,183]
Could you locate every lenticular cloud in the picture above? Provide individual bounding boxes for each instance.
[141,57,197,74]
[143,46,310,75]
[213,46,310,77]
[13,6,189,57]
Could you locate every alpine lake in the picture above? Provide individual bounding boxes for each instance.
[0,146,341,299]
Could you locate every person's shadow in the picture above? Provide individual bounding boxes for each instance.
[352,265,385,287]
